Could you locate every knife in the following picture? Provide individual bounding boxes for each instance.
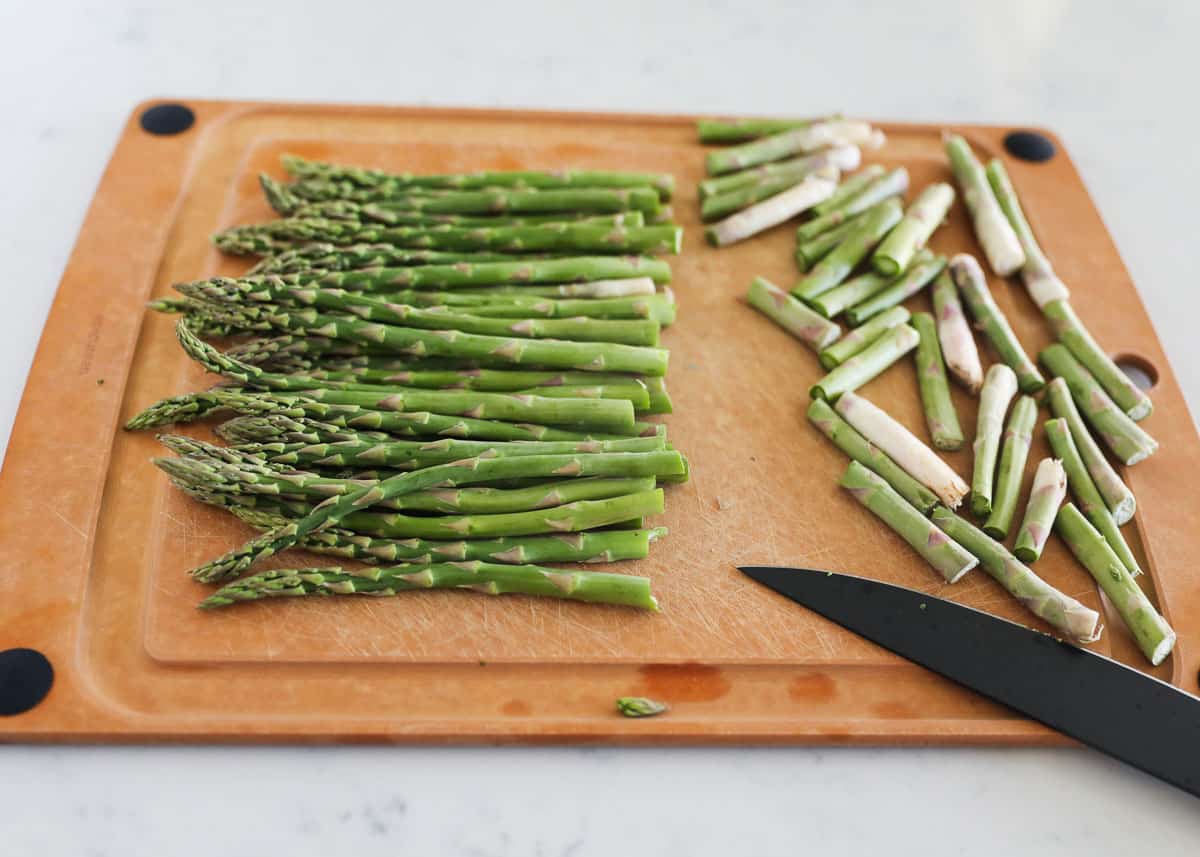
[739,565,1200,798]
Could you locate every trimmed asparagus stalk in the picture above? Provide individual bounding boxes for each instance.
[1045,377,1135,524]
[697,116,829,144]
[791,198,904,301]
[810,324,918,402]
[616,697,670,717]
[1055,504,1173,665]
[794,167,910,242]
[793,207,871,272]
[1039,344,1157,465]
[982,395,1038,539]
[706,120,881,175]
[705,168,839,247]
[835,391,969,508]
[843,253,947,326]
[701,172,811,222]
[983,158,1069,306]
[950,253,1044,393]
[943,134,1025,276]
[746,276,841,351]
[697,146,860,200]
[1013,458,1067,562]
[818,306,911,371]
[871,182,955,276]
[840,461,977,582]
[1044,418,1141,576]
[930,269,983,394]
[811,165,888,216]
[1042,299,1152,421]
[806,267,894,320]
[930,507,1100,643]
[970,364,1019,517]
[911,312,964,451]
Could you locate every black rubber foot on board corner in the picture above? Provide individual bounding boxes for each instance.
[0,648,54,715]
[1004,130,1055,163]
[140,103,195,136]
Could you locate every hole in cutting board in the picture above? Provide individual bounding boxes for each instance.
[1113,354,1158,391]
[140,103,195,136]
[1004,131,1056,163]
[0,648,54,716]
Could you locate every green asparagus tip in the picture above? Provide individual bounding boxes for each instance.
[616,696,670,718]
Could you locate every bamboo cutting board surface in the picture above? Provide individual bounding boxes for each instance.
[2,100,1198,743]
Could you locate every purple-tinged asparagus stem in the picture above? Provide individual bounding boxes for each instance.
[944,134,1025,276]
[971,364,1018,518]
[705,168,839,247]
[950,253,1044,393]
[1013,458,1067,562]
[982,395,1038,539]
[930,269,983,394]
[817,307,910,371]
[746,277,841,351]
[812,165,888,216]
[705,120,882,175]
[843,253,947,326]
[810,324,918,402]
[911,312,964,451]
[698,146,860,200]
[871,182,955,277]
[791,197,904,301]
[795,167,909,242]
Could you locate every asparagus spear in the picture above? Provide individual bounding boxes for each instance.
[791,198,904,301]
[840,461,977,582]
[793,207,870,272]
[201,562,660,611]
[616,697,670,717]
[746,277,841,351]
[1044,377,1135,524]
[696,116,828,144]
[807,399,939,514]
[982,395,1038,539]
[1042,299,1152,421]
[1039,344,1157,465]
[250,243,522,274]
[943,134,1025,276]
[835,391,969,508]
[697,146,860,199]
[705,168,839,247]
[930,269,983,394]
[283,254,672,288]
[706,120,881,175]
[806,268,892,320]
[843,252,947,326]
[818,306,911,371]
[949,253,1044,393]
[810,324,918,402]
[983,159,1068,307]
[871,183,955,276]
[291,366,656,394]
[1012,458,1067,562]
[434,294,676,324]
[970,364,1018,517]
[1055,504,1174,665]
[450,280,662,298]
[911,311,964,451]
[930,507,1100,643]
[794,167,909,242]
[811,165,888,215]
[1044,417,1140,575]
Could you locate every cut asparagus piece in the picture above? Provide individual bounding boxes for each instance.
[793,207,870,272]
[701,172,812,222]
[791,198,904,301]
[1044,418,1140,576]
[1045,377,1135,524]
[705,120,881,175]
[1039,344,1157,465]
[950,253,1044,393]
[697,146,860,199]
[1042,299,1152,421]
[930,269,983,394]
[810,324,918,402]
[807,399,939,514]
[794,167,910,242]
[697,116,829,144]
[971,364,1019,518]
[983,159,1069,306]
[1055,504,1173,665]
[911,311,964,451]
[616,697,670,717]
[812,165,888,216]
[840,461,977,583]
[871,183,955,277]
[818,306,911,371]
[705,169,839,247]
[930,507,1100,643]
[982,395,1038,539]
[806,263,899,320]
[835,391,969,508]
[943,134,1025,276]
[746,276,841,351]
[1013,458,1067,562]
[843,252,947,326]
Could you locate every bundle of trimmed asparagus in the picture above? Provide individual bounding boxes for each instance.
[127,155,689,612]
[730,118,1171,665]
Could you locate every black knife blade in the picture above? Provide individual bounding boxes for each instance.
[739,565,1200,798]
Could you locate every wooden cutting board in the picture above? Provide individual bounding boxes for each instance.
[2,100,1197,743]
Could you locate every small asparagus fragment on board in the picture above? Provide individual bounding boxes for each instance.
[697,146,860,200]
[843,253,947,326]
[984,158,1069,307]
[835,391,970,509]
[943,134,1025,276]
[705,168,839,247]
[791,198,904,301]
[795,167,910,242]
[1055,504,1174,665]
[1044,417,1141,575]
[810,323,919,402]
[871,183,956,277]
[812,165,888,216]
[1039,344,1158,465]
[807,399,940,514]
[930,269,983,394]
[971,364,1019,518]
[1013,458,1068,562]
[982,395,1038,539]
[705,120,882,175]
[616,697,670,718]
[746,277,841,351]
[911,312,964,451]
[818,306,911,371]
[950,253,1044,393]
[840,461,977,583]
[930,507,1101,643]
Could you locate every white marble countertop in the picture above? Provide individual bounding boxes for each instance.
[3,1,1199,853]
